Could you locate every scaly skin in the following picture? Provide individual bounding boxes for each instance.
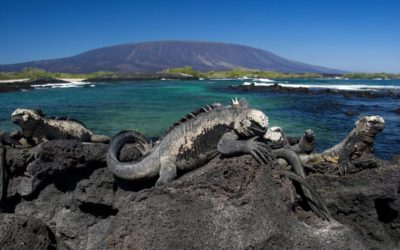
[272,148,331,221]
[107,99,270,186]
[263,127,315,154]
[299,115,385,174]
[11,108,110,145]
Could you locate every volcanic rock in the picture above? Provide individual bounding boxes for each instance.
[0,140,399,249]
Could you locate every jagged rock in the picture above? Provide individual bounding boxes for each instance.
[308,162,400,249]
[0,213,56,249]
[74,168,116,207]
[103,155,365,249]
[1,139,399,249]
[5,140,107,197]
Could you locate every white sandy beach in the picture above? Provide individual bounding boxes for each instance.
[0,79,29,83]
[0,78,85,84]
[58,78,85,82]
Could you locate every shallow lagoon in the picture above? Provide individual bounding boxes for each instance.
[0,78,399,159]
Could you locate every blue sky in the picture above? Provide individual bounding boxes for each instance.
[0,0,399,72]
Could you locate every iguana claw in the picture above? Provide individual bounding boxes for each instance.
[246,137,271,164]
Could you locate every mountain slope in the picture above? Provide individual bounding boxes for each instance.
[0,41,343,74]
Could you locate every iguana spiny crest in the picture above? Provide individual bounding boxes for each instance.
[107,98,271,186]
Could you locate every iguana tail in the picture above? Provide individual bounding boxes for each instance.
[90,134,110,144]
[107,130,159,181]
[272,148,332,221]
[279,170,332,221]
[272,148,306,178]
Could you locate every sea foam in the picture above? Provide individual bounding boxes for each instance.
[241,82,400,91]
[31,81,93,89]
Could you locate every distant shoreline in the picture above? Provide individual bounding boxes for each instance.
[0,73,198,93]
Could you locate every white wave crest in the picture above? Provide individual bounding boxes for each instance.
[253,78,276,83]
[31,81,92,89]
[242,82,400,91]
[281,84,400,91]
[242,81,277,86]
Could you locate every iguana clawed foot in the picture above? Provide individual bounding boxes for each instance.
[155,159,177,187]
[244,136,272,164]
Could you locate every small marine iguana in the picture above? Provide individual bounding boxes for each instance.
[264,127,315,154]
[263,128,331,220]
[11,108,110,145]
[107,98,271,186]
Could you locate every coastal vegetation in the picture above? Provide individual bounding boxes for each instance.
[343,72,400,79]
[0,68,113,80]
[0,67,399,81]
[163,67,323,79]
[164,67,400,79]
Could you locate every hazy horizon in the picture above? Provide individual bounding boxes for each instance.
[0,0,399,73]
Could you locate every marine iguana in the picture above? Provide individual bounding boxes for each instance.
[107,98,271,186]
[264,127,315,154]
[108,99,332,220]
[263,129,331,220]
[11,108,110,145]
[299,115,385,174]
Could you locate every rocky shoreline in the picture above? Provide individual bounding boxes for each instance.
[0,78,69,93]
[230,83,400,99]
[0,73,198,93]
[0,107,399,249]
[0,139,399,249]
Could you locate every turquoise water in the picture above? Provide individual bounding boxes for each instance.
[0,79,399,159]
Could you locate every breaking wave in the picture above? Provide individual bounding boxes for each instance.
[276,83,400,91]
[241,82,400,91]
[31,81,95,89]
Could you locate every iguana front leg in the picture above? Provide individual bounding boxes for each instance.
[155,157,177,186]
[218,131,271,164]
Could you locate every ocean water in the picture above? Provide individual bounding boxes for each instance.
[0,78,399,159]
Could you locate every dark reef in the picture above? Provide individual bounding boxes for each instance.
[230,83,400,99]
[0,74,198,93]
[0,78,68,93]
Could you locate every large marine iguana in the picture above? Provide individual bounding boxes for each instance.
[11,108,110,145]
[107,98,271,186]
[107,99,331,220]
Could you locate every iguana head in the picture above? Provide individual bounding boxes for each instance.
[11,108,44,125]
[355,115,385,135]
[263,126,283,148]
[303,129,315,143]
[231,98,268,137]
